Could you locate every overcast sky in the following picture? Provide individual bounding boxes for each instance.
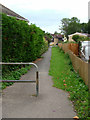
[0,0,89,33]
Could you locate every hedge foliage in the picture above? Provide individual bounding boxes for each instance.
[72,35,90,43]
[2,13,48,73]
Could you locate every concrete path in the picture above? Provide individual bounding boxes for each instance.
[1,47,76,118]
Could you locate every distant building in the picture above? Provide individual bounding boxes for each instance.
[51,34,63,45]
[0,4,29,23]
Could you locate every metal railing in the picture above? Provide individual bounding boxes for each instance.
[0,62,39,96]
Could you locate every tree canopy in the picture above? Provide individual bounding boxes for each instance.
[59,17,88,38]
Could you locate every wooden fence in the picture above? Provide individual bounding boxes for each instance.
[58,43,90,90]
[58,43,79,55]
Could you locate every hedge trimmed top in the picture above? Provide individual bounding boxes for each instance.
[2,13,46,62]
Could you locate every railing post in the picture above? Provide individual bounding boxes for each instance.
[36,71,39,97]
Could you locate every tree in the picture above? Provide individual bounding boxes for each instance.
[59,17,81,38]
[81,23,88,33]
[68,17,81,34]
[59,18,70,37]
[54,31,58,35]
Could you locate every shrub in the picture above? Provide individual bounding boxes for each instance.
[72,35,90,43]
[2,13,47,73]
[2,13,48,88]
[72,35,80,42]
[78,36,90,41]
[40,38,48,54]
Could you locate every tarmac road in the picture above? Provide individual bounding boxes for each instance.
[1,47,76,118]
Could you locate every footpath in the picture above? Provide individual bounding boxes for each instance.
[1,47,76,118]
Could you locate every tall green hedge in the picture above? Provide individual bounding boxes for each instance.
[2,14,47,73]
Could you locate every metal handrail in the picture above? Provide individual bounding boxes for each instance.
[0,62,38,71]
[0,62,39,96]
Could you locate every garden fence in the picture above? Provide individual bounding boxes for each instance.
[58,43,90,90]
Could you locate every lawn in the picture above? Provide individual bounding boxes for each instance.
[49,46,89,120]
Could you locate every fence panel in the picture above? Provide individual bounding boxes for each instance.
[58,43,89,89]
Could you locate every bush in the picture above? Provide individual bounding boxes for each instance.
[72,35,90,43]
[78,36,90,41]
[72,35,80,42]
[2,13,48,88]
[40,38,48,54]
[2,13,47,73]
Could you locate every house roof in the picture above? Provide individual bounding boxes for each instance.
[51,34,63,38]
[0,4,29,22]
[54,34,63,38]
[51,34,54,37]
[57,34,63,38]
[68,32,88,37]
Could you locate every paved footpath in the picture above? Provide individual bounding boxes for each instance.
[1,47,76,118]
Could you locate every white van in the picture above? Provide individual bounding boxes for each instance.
[81,41,90,61]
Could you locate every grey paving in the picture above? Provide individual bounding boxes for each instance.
[1,47,76,118]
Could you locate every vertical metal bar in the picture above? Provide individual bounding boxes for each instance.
[36,71,39,97]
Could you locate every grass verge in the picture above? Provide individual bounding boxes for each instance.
[49,47,89,120]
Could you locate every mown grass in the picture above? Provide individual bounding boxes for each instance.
[1,65,31,89]
[49,47,89,120]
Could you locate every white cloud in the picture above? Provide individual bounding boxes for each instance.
[41,24,60,34]
[0,0,89,33]
[0,0,89,11]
